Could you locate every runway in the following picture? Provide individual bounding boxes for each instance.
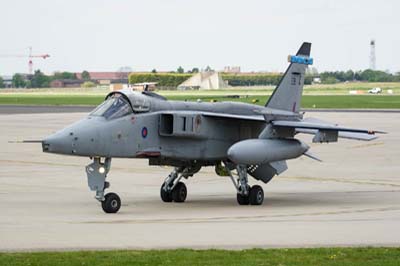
[0,110,399,251]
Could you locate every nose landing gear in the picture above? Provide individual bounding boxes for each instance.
[86,157,121,213]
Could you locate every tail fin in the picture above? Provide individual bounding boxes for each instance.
[265,42,312,113]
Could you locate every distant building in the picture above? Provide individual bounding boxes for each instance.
[223,66,241,73]
[110,83,128,91]
[130,82,158,92]
[49,71,130,88]
[178,72,229,90]
[76,71,129,80]
[108,79,136,91]
[50,79,84,88]
[75,72,129,85]
[1,75,13,88]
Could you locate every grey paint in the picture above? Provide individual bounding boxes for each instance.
[227,139,309,165]
[265,42,311,113]
[41,42,383,185]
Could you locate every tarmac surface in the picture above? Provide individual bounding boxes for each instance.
[0,108,399,251]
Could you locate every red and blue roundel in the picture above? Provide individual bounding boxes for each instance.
[141,127,148,138]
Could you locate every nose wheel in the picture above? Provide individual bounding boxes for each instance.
[101,192,121,213]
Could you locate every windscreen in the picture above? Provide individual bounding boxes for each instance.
[90,94,133,119]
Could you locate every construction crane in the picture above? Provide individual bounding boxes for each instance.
[0,47,50,74]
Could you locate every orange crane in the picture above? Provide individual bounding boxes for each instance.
[0,47,50,74]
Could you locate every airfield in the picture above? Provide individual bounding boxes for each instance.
[0,108,400,251]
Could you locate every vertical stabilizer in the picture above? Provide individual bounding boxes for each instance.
[265,42,312,113]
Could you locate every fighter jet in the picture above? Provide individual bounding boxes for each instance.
[39,42,385,213]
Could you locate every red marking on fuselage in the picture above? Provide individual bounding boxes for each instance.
[135,151,161,158]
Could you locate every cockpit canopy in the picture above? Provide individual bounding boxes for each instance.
[90,92,151,120]
[91,94,132,119]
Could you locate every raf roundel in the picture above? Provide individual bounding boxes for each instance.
[141,127,148,138]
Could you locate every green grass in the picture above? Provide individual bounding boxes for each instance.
[302,95,400,109]
[0,93,400,109]
[0,248,399,266]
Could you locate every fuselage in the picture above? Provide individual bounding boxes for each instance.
[42,89,296,166]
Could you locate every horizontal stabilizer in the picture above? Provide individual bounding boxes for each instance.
[296,128,378,141]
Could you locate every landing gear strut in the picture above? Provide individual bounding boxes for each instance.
[160,166,200,203]
[86,157,121,213]
[226,163,264,205]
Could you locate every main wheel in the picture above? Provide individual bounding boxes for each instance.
[160,183,173,202]
[172,182,187,202]
[101,192,121,213]
[249,185,264,205]
[236,193,249,205]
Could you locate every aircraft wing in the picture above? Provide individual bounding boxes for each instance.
[201,112,265,121]
[160,111,265,122]
[295,128,378,141]
[272,117,385,141]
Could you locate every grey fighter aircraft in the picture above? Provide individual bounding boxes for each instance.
[38,42,385,213]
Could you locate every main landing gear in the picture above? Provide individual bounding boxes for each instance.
[86,157,121,213]
[160,166,200,203]
[226,164,264,205]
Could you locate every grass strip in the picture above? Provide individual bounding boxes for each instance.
[1,247,399,266]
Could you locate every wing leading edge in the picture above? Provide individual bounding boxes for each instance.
[271,119,386,141]
[160,110,265,122]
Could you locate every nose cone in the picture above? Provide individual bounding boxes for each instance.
[42,117,104,156]
[42,131,73,154]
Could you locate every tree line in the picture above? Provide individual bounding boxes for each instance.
[319,70,400,84]
[2,68,400,88]
[129,73,193,88]
[0,70,92,88]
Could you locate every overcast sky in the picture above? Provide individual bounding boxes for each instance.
[0,0,399,75]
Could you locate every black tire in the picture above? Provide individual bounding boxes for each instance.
[249,185,264,205]
[160,183,173,202]
[236,193,249,205]
[101,192,121,213]
[172,182,187,203]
